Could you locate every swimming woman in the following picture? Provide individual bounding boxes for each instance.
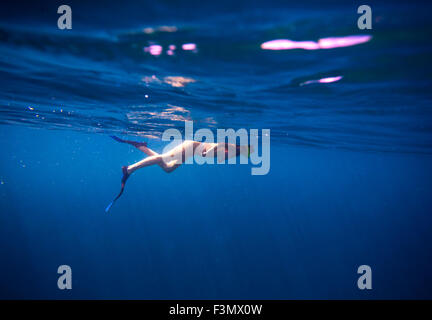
[106,136,252,212]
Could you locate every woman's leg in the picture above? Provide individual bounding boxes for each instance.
[127,155,162,174]
[111,136,182,173]
[111,135,159,156]
[106,141,181,212]
[160,160,181,173]
[140,145,159,157]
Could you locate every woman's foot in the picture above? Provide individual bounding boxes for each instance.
[105,166,130,213]
[121,166,130,186]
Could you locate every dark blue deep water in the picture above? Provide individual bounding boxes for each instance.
[0,0,432,299]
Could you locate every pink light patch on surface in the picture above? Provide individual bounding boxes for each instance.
[319,76,343,83]
[182,43,197,51]
[318,35,372,49]
[261,35,372,51]
[157,26,177,32]
[144,45,163,56]
[261,39,320,50]
[300,76,343,86]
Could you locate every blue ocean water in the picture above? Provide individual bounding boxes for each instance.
[0,0,432,299]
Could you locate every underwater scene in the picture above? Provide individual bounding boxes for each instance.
[0,0,432,299]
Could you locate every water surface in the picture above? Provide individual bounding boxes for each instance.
[0,0,431,299]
